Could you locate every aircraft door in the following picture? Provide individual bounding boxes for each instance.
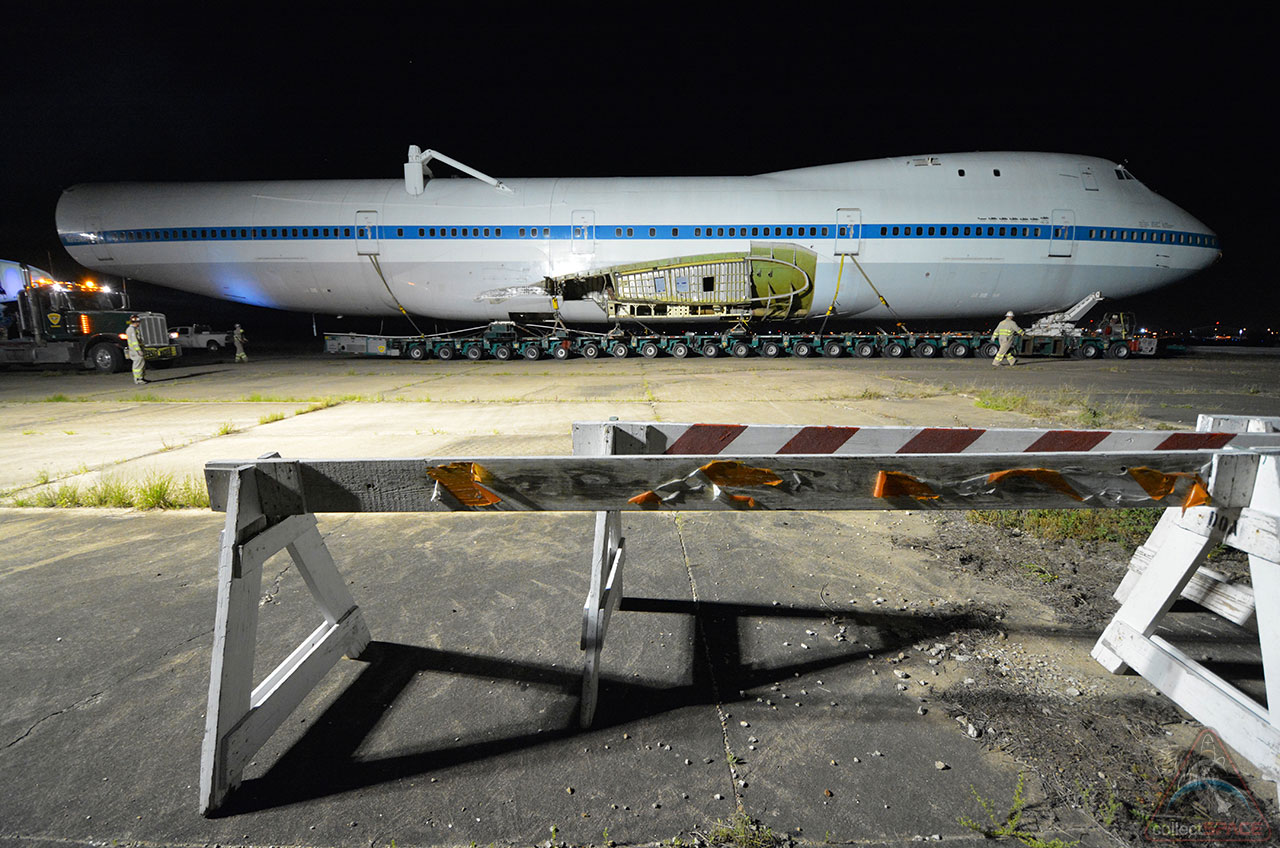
[572,210,595,255]
[86,217,114,262]
[355,211,380,255]
[835,209,861,255]
[1048,209,1075,257]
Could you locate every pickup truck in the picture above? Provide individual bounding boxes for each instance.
[172,325,231,351]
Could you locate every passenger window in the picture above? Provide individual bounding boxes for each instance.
[344,228,351,237]
[915,226,923,236]
[958,169,966,177]
[928,227,935,236]
[397,228,404,237]
[472,228,479,237]
[627,227,634,237]
[892,226,899,236]
[786,227,794,236]
[672,227,679,236]
[999,227,1006,236]
[418,228,424,237]
[519,228,525,237]
[616,227,623,237]
[964,226,971,236]
[495,228,502,237]
[575,227,582,238]
[809,227,817,236]
[271,229,278,237]
[716,227,724,237]
[752,227,759,236]
[695,227,702,237]
[451,228,458,237]
[649,227,656,237]
[993,169,1001,177]
[763,227,770,236]
[821,227,828,236]
[483,228,490,237]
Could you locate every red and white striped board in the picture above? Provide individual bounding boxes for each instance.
[574,421,1280,458]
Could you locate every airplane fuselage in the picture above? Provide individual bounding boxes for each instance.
[56,152,1219,323]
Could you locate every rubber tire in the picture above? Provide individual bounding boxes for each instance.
[640,342,660,358]
[671,342,690,359]
[206,340,221,352]
[702,343,720,358]
[580,342,601,359]
[407,345,426,361]
[610,342,629,358]
[437,345,456,361]
[493,345,513,361]
[793,342,812,357]
[823,341,843,358]
[1107,342,1131,359]
[465,345,483,361]
[732,342,751,358]
[1079,344,1101,360]
[979,341,1001,358]
[90,342,126,374]
[553,345,570,360]
[762,342,781,357]
[947,342,969,358]
[884,342,906,358]
[523,345,541,360]
[914,343,937,358]
[854,341,876,358]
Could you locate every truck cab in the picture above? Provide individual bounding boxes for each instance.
[0,261,181,371]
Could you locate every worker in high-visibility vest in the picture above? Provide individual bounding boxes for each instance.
[233,324,247,363]
[992,310,1022,366]
[125,314,147,383]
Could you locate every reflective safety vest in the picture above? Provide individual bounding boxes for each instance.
[992,319,1021,340]
[126,324,143,354]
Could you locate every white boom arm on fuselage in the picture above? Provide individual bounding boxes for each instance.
[55,151,1219,323]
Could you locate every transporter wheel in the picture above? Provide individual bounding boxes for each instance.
[407,344,427,361]
[640,342,660,359]
[610,341,629,358]
[671,342,690,359]
[493,344,513,361]
[793,342,812,357]
[702,343,720,358]
[580,341,601,359]
[90,342,126,374]
[854,341,876,358]
[437,345,456,361]
[1078,343,1102,360]
[732,341,752,358]
[464,345,483,361]
[913,342,938,358]
[823,340,843,358]
[552,344,570,360]
[761,341,782,358]
[979,341,1000,359]
[946,341,969,358]
[1107,341,1132,359]
[884,341,906,358]
[523,345,542,361]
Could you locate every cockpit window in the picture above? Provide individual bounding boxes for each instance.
[1114,166,1138,181]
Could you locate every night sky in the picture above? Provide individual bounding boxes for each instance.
[4,4,1270,336]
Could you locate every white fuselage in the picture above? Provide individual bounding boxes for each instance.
[56,152,1219,322]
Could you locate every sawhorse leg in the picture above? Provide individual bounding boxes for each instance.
[580,509,624,728]
[200,465,371,815]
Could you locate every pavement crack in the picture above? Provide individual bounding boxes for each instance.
[671,513,744,803]
[4,691,104,750]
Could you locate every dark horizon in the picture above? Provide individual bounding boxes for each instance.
[4,4,1268,335]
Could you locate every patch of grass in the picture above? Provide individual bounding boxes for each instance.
[960,772,1079,848]
[970,386,1144,428]
[298,397,341,414]
[124,393,163,402]
[42,393,72,402]
[83,476,135,508]
[967,509,1160,547]
[258,411,286,425]
[214,421,238,436]
[697,811,782,848]
[1021,562,1059,584]
[135,473,179,510]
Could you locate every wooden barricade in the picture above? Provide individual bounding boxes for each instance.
[198,421,1280,814]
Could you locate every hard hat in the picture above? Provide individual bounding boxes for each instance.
[1005,311,1014,317]
[129,314,140,322]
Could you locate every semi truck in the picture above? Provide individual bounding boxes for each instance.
[0,260,180,372]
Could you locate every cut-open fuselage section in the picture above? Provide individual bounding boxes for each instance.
[549,242,817,322]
